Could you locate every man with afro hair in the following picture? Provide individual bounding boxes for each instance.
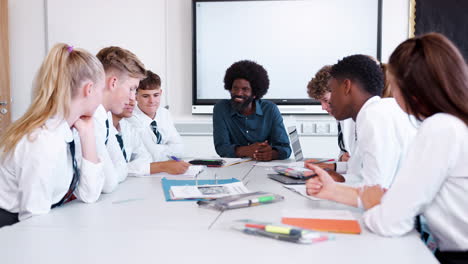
[313,54,416,189]
[213,60,291,161]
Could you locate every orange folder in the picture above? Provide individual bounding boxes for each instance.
[282,217,361,234]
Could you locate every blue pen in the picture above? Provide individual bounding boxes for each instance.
[169,155,181,162]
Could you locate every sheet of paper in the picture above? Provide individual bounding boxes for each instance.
[254,161,305,167]
[282,185,322,201]
[222,158,252,166]
[170,181,249,199]
[282,209,356,220]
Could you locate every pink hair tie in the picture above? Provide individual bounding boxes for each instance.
[67,45,74,53]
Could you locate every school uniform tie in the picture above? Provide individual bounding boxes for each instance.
[52,140,80,208]
[115,134,128,161]
[105,119,110,145]
[150,120,162,144]
[337,122,347,152]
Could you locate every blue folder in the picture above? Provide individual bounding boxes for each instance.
[161,177,240,202]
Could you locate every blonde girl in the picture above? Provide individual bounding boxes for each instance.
[0,43,105,227]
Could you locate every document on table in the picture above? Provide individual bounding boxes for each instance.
[282,185,322,201]
[170,181,249,199]
[254,161,305,167]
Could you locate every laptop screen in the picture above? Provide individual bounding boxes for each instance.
[288,126,304,161]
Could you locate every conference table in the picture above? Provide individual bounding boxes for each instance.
[0,160,438,264]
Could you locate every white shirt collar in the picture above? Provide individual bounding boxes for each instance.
[94,104,109,124]
[356,96,381,122]
[134,105,158,125]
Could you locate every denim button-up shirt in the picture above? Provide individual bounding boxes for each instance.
[213,99,291,159]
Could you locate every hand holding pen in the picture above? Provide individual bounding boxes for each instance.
[304,158,336,171]
[163,156,190,175]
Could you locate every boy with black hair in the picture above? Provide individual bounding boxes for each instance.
[326,54,416,188]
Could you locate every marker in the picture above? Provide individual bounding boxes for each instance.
[227,195,276,207]
[245,223,302,236]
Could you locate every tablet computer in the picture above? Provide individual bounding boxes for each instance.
[268,174,307,185]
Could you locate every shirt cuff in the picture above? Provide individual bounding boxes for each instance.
[127,161,151,176]
[81,158,103,175]
[357,194,364,209]
[76,157,104,203]
[336,161,348,174]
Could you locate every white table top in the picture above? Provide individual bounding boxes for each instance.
[0,161,438,264]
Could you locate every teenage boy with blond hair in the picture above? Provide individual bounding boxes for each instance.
[92,46,147,192]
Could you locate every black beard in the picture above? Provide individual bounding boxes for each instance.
[230,96,254,112]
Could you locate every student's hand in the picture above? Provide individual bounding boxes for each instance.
[304,159,335,171]
[73,116,99,163]
[360,185,385,210]
[339,152,351,162]
[160,160,190,175]
[73,116,95,136]
[305,164,338,200]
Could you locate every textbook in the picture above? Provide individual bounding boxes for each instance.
[281,209,361,234]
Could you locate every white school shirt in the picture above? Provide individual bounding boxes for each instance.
[344,96,417,188]
[363,113,468,251]
[85,104,128,193]
[127,105,184,161]
[335,118,356,174]
[0,117,104,221]
[114,119,152,176]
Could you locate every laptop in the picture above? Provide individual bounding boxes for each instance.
[288,125,304,161]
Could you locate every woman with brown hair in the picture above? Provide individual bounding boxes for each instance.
[305,33,468,263]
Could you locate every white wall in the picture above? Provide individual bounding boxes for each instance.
[9,0,410,121]
[8,0,46,121]
[8,0,410,157]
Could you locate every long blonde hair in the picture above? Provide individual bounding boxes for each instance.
[0,43,104,155]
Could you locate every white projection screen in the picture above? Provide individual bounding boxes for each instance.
[193,0,382,114]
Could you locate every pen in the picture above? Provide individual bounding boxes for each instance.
[312,158,336,164]
[243,228,302,243]
[169,156,181,162]
[223,159,253,167]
